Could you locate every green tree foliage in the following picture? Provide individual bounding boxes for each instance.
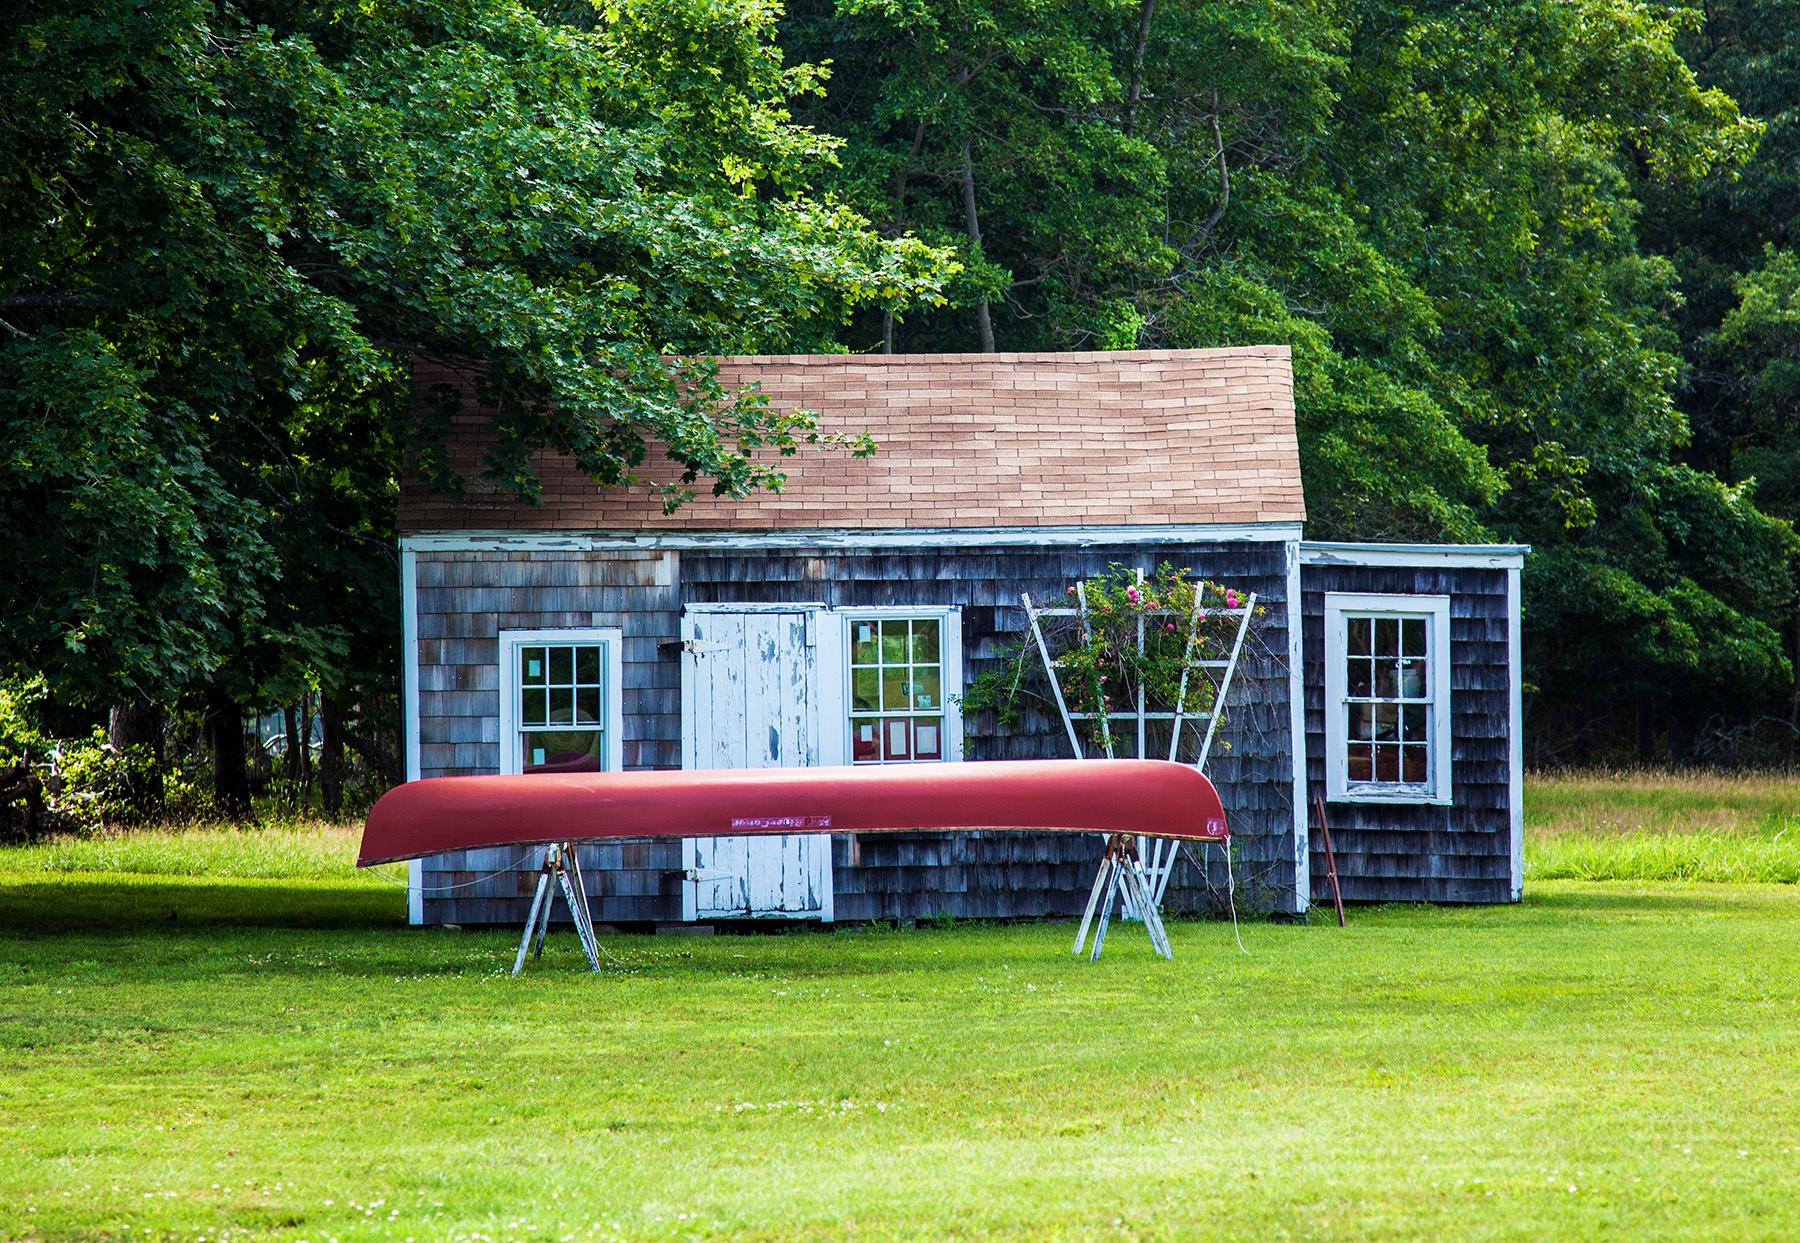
[1638,0,1800,742]
[0,0,946,790]
[786,0,1800,759]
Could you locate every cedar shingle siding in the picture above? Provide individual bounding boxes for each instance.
[1300,563,1516,904]
[414,541,1303,924]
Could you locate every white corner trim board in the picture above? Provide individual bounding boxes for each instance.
[1322,592,1453,807]
[1507,564,1524,901]
[399,521,1305,554]
[400,545,423,926]
[1284,540,1310,914]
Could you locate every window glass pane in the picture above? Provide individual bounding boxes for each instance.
[1402,745,1428,783]
[549,686,573,724]
[852,622,879,666]
[522,729,600,774]
[576,685,601,724]
[911,620,941,663]
[880,620,908,664]
[521,688,547,727]
[1402,704,1427,742]
[1348,658,1372,698]
[914,718,943,760]
[1347,745,1373,782]
[1372,703,1398,740]
[881,667,910,711]
[1399,658,1427,699]
[1347,618,1371,655]
[851,668,880,712]
[1373,744,1401,781]
[882,717,911,761]
[1402,618,1427,657]
[1374,618,1399,657]
[851,718,879,763]
[1374,661,1397,698]
[521,647,546,686]
[548,646,572,685]
[913,667,941,710]
[1348,703,1373,742]
[576,646,600,684]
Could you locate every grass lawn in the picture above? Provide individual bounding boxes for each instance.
[3,779,1799,1241]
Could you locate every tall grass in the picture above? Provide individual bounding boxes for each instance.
[1527,768,1800,883]
[7,770,1796,887]
[4,818,403,883]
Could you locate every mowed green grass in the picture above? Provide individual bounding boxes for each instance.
[2,780,1798,1242]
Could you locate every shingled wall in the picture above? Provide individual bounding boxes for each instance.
[412,540,1302,925]
[1299,563,1516,903]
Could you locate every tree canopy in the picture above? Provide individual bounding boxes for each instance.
[783,0,1800,758]
[3,0,1798,787]
[0,0,946,731]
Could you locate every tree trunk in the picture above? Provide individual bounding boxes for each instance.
[108,700,164,810]
[319,695,347,816]
[1123,0,1160,136]
[208,690,252,820]
[883,120,929,355]
[959,138,995,352]
[284,705,302,808]
[300,696,314,808]
[1791,607,1799,730]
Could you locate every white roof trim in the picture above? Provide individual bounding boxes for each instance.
[401,522,1305,553]
[1300,541,1528,569]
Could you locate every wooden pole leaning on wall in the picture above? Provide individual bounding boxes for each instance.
[1312,795,1347,928]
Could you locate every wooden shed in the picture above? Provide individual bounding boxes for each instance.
[398,347,1526,924]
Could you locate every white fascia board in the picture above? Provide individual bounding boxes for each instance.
[399,521,1304,554]
[1299,541,1529,570]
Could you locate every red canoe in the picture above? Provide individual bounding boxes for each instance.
[357,759,1228,867]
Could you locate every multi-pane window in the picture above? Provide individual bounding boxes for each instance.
[1325,594,1451,804]
[848,617,945,763]
[515,642,605,773]
[1343,615,1431,786]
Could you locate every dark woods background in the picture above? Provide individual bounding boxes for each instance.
[2,0,1797,832]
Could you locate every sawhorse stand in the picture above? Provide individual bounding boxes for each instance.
[513,841,602,975]
[1073,833,1173,960]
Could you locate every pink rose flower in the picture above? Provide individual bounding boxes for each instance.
[1165,622,1177,633]
[1226,590,1239,609]
[1065,585,1076,596]
[1126,587,1140,604]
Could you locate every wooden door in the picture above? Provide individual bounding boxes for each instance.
[680,609,833,920]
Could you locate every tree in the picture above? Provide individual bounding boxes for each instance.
[1,0,949,807]
[784,0,1796,758]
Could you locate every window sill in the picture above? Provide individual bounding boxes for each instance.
[1328,786,1452,807]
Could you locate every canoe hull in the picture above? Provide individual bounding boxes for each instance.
[357,759,1227,868]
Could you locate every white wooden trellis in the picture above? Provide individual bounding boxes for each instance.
[1020,570,1256,958]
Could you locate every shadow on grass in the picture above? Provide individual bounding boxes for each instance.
[1520,881,1800,918]
[0,873,406,934]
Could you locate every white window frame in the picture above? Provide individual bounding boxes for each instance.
[823,607,964,766]
[497,627,625,776]
[1324,593,1451,806]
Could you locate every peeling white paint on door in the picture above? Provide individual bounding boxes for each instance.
[680,609,833,920]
